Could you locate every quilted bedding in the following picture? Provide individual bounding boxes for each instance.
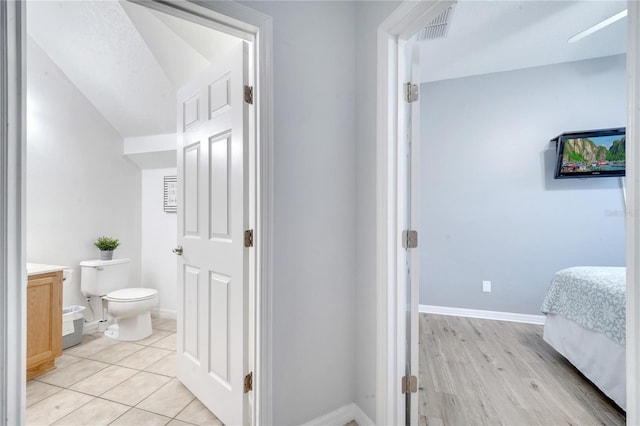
[540,266,625,345]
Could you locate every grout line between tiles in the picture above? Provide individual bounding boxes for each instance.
[25,322,211,426]
[105,406,135,426]
[50,393,99,426]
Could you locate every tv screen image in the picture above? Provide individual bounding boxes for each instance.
[553,128,626,179]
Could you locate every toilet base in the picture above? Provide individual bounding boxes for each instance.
[104,312,153,341]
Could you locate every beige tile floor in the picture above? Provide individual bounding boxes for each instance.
[26,317,224,426]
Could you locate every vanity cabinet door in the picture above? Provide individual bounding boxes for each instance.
[26,271,62,380]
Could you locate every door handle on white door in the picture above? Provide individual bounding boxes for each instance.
[173,246,183,255]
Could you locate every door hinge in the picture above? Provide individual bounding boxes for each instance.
[401,375,418,394]
[244,229,254,248]
[404,83,419,103]
[244,372,253,393]
[244,85,254,105]
[402,230,418,249]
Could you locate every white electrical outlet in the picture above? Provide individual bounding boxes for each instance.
[482,280,491,293]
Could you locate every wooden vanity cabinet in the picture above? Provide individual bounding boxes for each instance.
[27,271,62,380]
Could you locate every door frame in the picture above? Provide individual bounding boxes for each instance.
[625,2,640,422]
[0,1,26,425]
[0,1,274,424]
[376,1,640,424]
[375,3,454,424]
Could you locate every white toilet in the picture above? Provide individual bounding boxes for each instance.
[80,258,158,341]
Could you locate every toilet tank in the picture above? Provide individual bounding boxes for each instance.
[80,258,130,297]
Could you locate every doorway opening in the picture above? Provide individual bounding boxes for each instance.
[1,1,273,424]
[417,2,627,423]
[377,1,640,424]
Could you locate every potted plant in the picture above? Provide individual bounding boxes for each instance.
[94,236,120,260]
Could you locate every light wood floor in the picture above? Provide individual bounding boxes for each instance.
[419,314,626,426]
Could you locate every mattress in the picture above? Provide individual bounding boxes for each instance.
[540,266,626,410]
[543,313,626,410]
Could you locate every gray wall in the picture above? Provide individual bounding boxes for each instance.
[420,54,626,315]
[238,2,357,424]
[242,3,404,422]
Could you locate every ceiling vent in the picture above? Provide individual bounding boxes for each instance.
[417,5,455,41]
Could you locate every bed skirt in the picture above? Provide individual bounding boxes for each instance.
[543,313,626,410]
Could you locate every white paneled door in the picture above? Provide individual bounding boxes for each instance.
[176,41,250,426]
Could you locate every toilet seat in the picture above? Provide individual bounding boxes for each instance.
[104,287,157,302]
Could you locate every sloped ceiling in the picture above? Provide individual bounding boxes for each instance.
[420,0,627,82]
[26,0,236,139]
[27,1,629,134]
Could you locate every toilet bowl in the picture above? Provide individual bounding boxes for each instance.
[80,258,158,342]
[103,288,158,341]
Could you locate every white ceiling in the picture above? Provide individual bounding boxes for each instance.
[26,0,237,139]
[26,1,629,136]
[420,0,627,83]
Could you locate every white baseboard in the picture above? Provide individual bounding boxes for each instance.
[420,304,546,325]
[351,404,374,426]
[82,319,109,334]
[82,321,99,334]
[303,403,374,426]
[83,309,175,334]
[152,308,177,320]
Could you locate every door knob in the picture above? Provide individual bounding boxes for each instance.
[173,246,183,255]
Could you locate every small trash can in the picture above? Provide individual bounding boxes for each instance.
[62,305,86,349]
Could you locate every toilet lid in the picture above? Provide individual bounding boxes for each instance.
[106,287,157,301]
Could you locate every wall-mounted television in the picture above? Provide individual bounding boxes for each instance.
[553,127,626,179]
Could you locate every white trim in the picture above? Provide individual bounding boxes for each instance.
[151,308,177,320]
[254,15,274,426]
[376,2,456,424]
[302,403,374,426]
[82,321,100,335]
[375,24,396,426]
[352,404,375,426]
[131,0,257,41]
[627,0,640,423]
[0,1,26,425]
[419,305,546,325]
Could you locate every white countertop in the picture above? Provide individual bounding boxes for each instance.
[26,263,69,277]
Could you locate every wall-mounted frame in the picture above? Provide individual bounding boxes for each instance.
[164,176,177,213]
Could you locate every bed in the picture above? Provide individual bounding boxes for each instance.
[540,266,626,410]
